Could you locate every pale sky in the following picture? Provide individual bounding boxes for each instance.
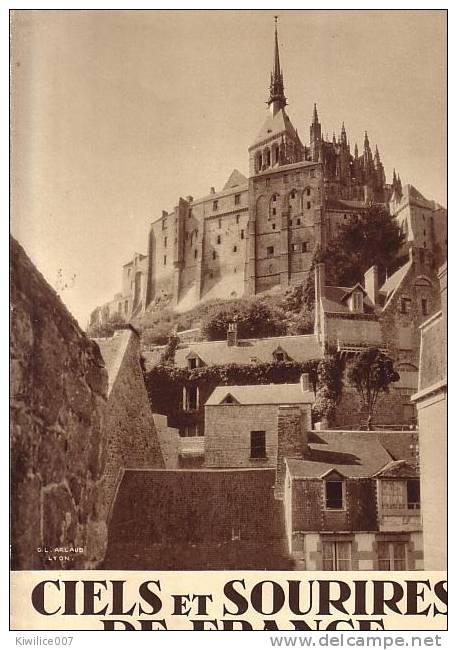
[10,9,447,327]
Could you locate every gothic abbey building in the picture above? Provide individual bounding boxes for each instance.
[90,23,446,326]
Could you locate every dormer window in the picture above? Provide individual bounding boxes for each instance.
[188,356,200,370]
[351,291,364,312]
[213,200,218,211]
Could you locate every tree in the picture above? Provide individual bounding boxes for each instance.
[313,353,344,426]
[201,299,287,340]
[347,347,400,430]
[321,205,405,288]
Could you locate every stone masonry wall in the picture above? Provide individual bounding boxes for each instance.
[98,328,164,522]
[10,237,109,569]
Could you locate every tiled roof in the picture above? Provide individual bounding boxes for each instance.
[206,383,314,406]
[376,431,418,461]
[173,334,322,367]
[285,430,392,478]
[252,108,298,146]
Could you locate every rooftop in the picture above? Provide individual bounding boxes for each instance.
[251,107,298,147]
[285,430,393,479]
[321,285,376,315]
[206,383,314,406]
[174,333,322,367]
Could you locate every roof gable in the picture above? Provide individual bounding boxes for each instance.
[223,169,248,190]
[220,392,241,405]
[374,459,419,478]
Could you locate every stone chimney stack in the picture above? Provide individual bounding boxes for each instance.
[210,187,215,194]
[364,265,379,305]
[274,405,310,499]
[227,322,238,347]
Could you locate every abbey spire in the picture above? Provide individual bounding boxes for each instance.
[268,17,287,115]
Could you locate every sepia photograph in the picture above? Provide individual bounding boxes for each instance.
[9,7,447,630]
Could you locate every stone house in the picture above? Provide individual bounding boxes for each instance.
[282,430,422,570]
[204,377,314,468]
[314,245,441,428]
[144,328,321,441]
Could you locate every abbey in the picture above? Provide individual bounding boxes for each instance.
[91,21,446,325]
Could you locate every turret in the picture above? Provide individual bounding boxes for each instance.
[340,122,347,147]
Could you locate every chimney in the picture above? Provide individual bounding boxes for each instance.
[186,195,193,203]
[162,210,168,218]
[274,405,310,499]
[227,322,238,347]
[300,373,309,393]
[314,262,325,303]
[364,265,379,305]
[210,187,215,194]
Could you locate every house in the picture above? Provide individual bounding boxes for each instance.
[283,430,422,570]
[204,375,314,468]
[144,328,321,441]
[314,246,441,427]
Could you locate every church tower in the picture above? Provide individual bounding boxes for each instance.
[248,17,304,177]
[246,18,323,296]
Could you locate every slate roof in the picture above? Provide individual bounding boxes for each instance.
[252,108,298,146]
[206,383,314,406]
[173,334,322,367]
[285,430,392,479]
[223,169,248,190]
[379,260,412,307]
[374,459,419,478]
[321,286,376,314]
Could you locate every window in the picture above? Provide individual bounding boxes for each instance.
[290,190,296,199]
[188,357,198,370]
[236,214,240,224]
[291,243,299,252]
[352,291,363,312]
[241,230,245,240]
[296,218,301,226]
[272,194,277,202]
[306,187,311,196]
[322,540,352,570]
[272,223,276,230]
[184,386,199,411]
[194,249,198,259]
[380,480,404,510]
[235,194,241,205]
[188,208,192,218]
[272,207,277,216]
[250,431,266,459]
[181,425,198,438]
[377,541,407,570]
[212,250,216,260]
[164,237,167,247]
[325,480,344,510]
[307,201,311,210]
[163,255,167,265]
[233,245,237,253]
[217,235,221,245]
[162,219,167,230]
[267,246,274,257]
[218,218,222,228]
[275,352,285,363]
[400,297,412,314]
[407,479,420,510]
[421,298,428,316]
[213,201,218,211]
[302,242,309,253]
